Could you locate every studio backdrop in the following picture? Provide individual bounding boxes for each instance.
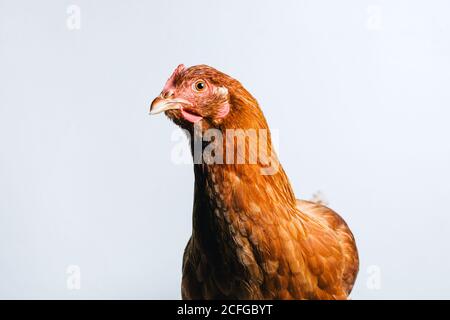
[0,0,449,299]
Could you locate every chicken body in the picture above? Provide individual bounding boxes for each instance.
[150,64,359,300]
[181,164,358,300]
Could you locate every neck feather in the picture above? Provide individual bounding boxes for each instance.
[189,96,297,253]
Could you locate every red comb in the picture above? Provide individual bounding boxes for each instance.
[163,64,186,91]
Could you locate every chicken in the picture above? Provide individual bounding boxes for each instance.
[149,64,359,299]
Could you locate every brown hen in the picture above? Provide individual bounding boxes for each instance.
[150,64,359,300]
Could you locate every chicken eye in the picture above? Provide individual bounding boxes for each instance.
[193,80,206,92]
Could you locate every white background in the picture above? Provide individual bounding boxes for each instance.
[0,0,449,299]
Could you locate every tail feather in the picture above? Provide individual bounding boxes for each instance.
[310,191,329,206]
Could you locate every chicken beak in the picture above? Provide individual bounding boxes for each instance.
[149,96,192,115]
[149,97,179,115]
